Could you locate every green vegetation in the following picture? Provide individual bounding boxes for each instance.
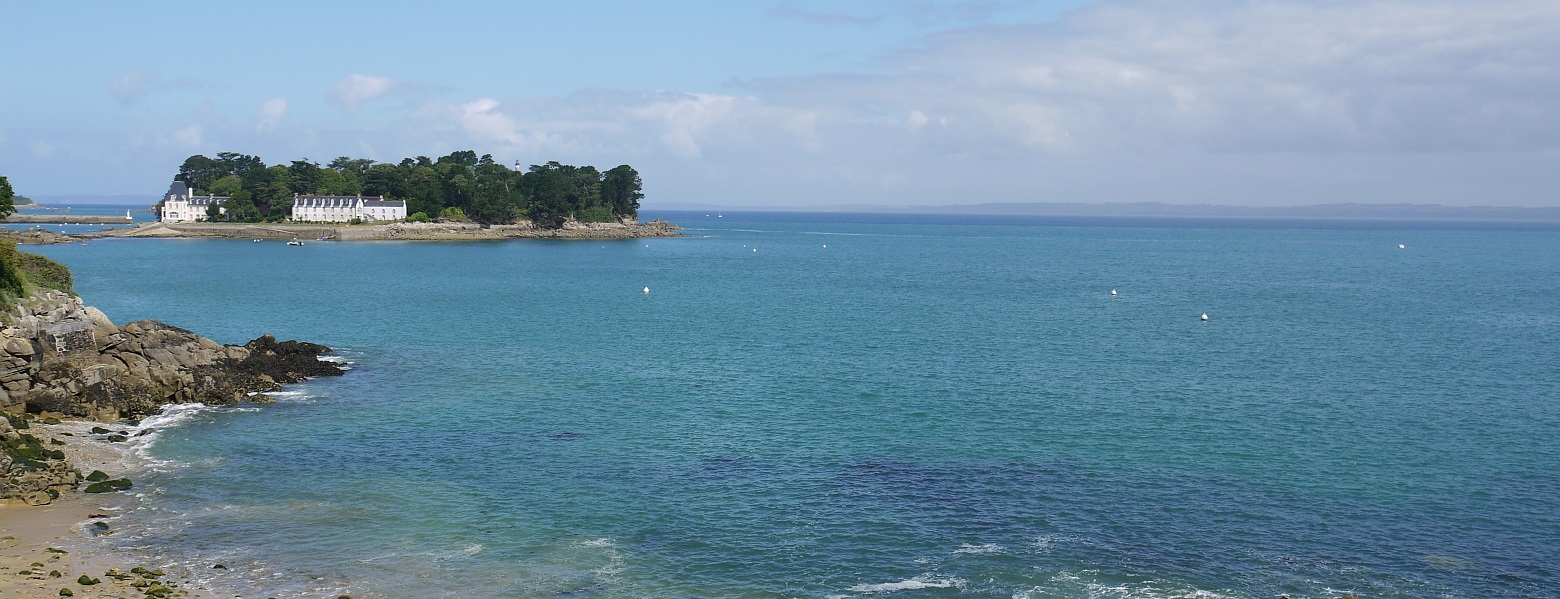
[0,175,15,218]
[173,151,643,228]
[0,173,74,307]
[0,239,75,307]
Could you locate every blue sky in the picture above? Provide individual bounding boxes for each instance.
[4,0,1557,207]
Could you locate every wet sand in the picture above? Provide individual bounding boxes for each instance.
[1,420,213,599]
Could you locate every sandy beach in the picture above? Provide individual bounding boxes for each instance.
[1,420,214,599]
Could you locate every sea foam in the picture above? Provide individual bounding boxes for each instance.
[848,576,966,593]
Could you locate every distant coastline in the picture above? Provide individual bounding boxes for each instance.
[648,201,1560,222]
[3,218,683,243]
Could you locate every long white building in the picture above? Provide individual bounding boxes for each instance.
[159,181,228,222]
[291,195,407,223]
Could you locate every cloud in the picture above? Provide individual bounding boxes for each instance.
[108,71,162,104]
[413,98,552,153]
[329,74,399,113]
[771,4,883,26]
[256,97,288,131]
[748,0,1560,158]
[631,94,743,158]
[173,125,202,148]
[107,71,202,104]
[901,1,1010,26]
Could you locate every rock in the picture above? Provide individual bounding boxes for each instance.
[22,491,52,505]
[2,289,344,503]
[4,337,35,357]
[83,478,132,493]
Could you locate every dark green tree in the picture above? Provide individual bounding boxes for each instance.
[177,155,226,192]
[601,165,643,218]
[0,175,14,219]
[288,160,324,194]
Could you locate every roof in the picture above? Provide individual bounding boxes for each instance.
[186,196,228,206]
[362,199,405,208]
[292,195,388,208]
[165,180,189,199]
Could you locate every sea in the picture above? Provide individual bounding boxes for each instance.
[19,208,1560,598]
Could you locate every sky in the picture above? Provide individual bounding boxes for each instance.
[3,0,1558,208]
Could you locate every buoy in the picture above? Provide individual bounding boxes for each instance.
[822,244,827,248]
[1200,313,1209,321]
[752,248,757,252]
[1111,289,1117,296]
[643,287,650,294]
[1398,244,1405,249]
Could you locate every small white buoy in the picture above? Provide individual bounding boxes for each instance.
[1200,313,1209,321]
[822,244,827,248]
[1398,244,1405,249]
[643,287,650,294]
[1111,289,1117,296]
[752,248,757,252]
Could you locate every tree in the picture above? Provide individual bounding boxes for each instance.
[601,165,643,218]
[208,175,244,197]
[0,175,14,219]
[205,202,222,221]
[177,155,226,192]
[288,160,324,194]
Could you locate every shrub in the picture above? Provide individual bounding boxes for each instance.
[406,212,429,223]
[577,206,614,223]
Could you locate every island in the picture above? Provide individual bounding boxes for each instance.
[1,151,685,242]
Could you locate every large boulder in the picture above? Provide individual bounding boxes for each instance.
[1,292,344,419]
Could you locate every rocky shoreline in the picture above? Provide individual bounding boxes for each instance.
[79,217,682,241]
[2,289,345,506]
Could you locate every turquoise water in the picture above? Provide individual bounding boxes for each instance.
[29,212,1560,598]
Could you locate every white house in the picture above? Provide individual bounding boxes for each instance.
[158,181,228,222]
[290,195,407,223]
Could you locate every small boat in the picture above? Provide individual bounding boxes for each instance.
[287,238,304,246]
[252,239,262,243]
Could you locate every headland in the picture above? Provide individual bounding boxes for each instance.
[0,242,347,597]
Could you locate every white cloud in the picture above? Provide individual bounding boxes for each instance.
[845,0,1560,155]
[330,74,399,113]
[456,98,530,146]
[30,141,55,158]
[173,125,202,148]
[256,97,288,131]
[108,71,161,104]
[631,94,740,158]
[107,71,201,104]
